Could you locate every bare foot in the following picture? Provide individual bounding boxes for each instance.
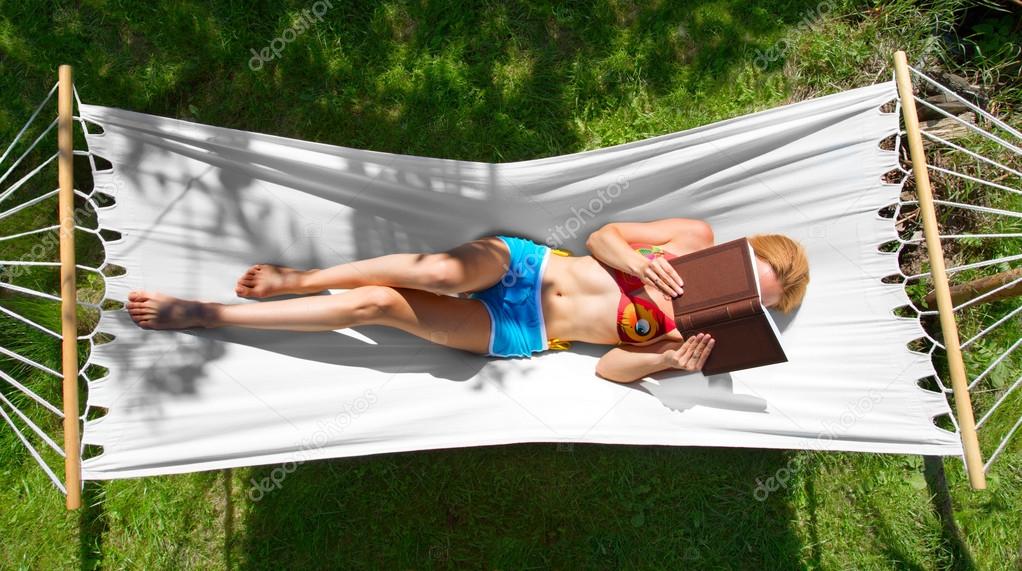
[127,290,219,330]
[235,264,309,298]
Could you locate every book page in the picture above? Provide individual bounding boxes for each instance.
[749,241,785,350]
[748,241,762,299]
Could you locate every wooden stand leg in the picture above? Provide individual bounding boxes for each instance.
[893,51,986,490]
[58,64,82,510]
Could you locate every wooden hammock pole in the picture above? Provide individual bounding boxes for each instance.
[893,51,986,490]
[58,64,82,510]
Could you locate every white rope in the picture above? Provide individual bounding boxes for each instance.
[0,119,58,189]
[940,369,962,420]
[969,335,1022,390]
[0,369,64,417]
[893,98,904,157]
[930,198,1022,220]
[0,152,59,204]
[0,281,102,310]
[0,281,61,303]
[0,390,64,456]
[895,198,1022,226]
[897,233,1022,244]
[908,65,1022,142]
[912,96,1022,156]
[928,164,1022,198]
[0,345,62,379]
[0,82,58,169]
[902,251,1022,281]
[0,224,60,242]
[0,304,60,339]
[943,233,1022,240]
[78,368,91,420]
[0,396,66,494]
[976,373,1022,429]
[984,415,1022,473]
[0,188,59,222]
[0,261,104,274]
[952,275,1022,313]
[72,88,101,175]
[920,130,1022,180]
[944,252,1022,276]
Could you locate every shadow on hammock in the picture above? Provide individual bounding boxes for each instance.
[189,319,769,417]
[198,323,495,382]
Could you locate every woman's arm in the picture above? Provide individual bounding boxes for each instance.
[595,333,715,383]
[585,218,714,298]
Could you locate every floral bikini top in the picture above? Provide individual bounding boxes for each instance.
[542,244,678,351]
[601,243,679,344]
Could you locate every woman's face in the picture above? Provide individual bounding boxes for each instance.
[755,256,783,309]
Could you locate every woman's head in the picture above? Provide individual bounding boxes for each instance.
[748,234,810,314]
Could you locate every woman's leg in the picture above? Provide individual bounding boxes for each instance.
[127,286,492,354]
[235,236,511,299]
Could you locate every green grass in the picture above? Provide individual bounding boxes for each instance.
[1,0,1020,569]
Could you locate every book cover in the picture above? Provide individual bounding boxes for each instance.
[669,237,787,375]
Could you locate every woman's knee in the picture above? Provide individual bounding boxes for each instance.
[350,285,403,322]
[418,253,464,294]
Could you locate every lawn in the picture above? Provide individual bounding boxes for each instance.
[1,1,1020,569]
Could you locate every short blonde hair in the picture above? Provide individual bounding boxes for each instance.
[748,234,810,314]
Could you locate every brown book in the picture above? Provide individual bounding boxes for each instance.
[669,237,787,375]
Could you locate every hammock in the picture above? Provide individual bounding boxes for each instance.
[5,54,1020,510]
[76,78,961,482]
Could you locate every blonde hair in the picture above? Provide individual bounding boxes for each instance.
[747,234,810,314]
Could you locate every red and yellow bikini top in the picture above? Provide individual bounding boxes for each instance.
[542,244,678,350]
[602,243,678,344]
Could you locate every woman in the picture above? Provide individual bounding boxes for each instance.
[126,218,810,383]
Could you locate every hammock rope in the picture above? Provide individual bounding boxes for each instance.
[0,152,59,204]
[0,396,66,493]
[0,345,63,379]
[928,164,1022,198]
[0,369,64,417]
[976,372,1022,428]
[921,130,1022,180]
[0,188,60,222]
[0,390,65,456]
[970,336,1022,390]
[908,65,1022,141]
[911,95,1022,156]
[985,415,1022,471]
[0,82,57,169]
[961,305,1022,351]
[0,120,58,190]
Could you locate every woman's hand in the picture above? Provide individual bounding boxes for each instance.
[631,254,685,299]
[663,333,714,371]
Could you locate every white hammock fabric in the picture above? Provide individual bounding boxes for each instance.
[78,81,962,480]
